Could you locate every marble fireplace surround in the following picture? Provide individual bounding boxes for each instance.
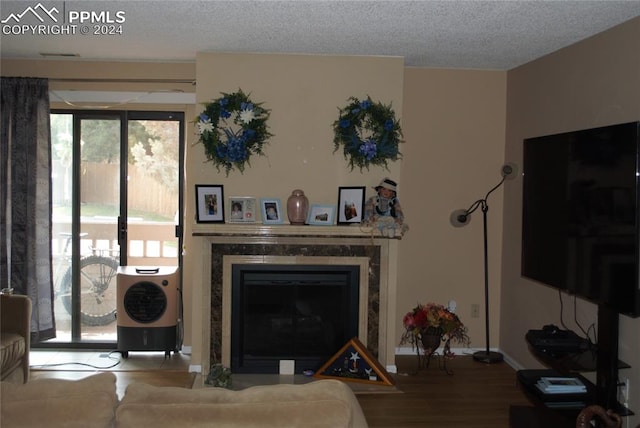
[193,224,399,379]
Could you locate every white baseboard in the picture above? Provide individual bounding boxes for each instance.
[395,345,470,355]
[395,346,522,371]
[499,351,522,370]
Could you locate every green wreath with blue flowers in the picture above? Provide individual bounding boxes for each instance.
[332,96,403,171]
[195,89,272,175]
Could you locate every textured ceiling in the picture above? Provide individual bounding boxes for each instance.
[1,0,639,70]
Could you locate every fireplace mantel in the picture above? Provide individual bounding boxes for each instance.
[192,223,401,239]
[191,223,400,383]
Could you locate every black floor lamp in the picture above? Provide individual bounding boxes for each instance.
[449,163,517,364]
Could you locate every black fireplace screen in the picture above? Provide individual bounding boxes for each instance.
[231,264,360,374]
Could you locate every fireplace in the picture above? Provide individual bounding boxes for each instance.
[231,264,360,373]
[192,225,398,379]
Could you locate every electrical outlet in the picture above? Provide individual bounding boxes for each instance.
[471,304,480,318]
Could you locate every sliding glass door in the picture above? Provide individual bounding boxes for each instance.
[47,110,184,346]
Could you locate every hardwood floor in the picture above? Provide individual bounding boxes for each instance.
[28,351,533,427]
[357,355,532,428]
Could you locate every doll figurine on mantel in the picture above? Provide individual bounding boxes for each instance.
[363,177,409,238]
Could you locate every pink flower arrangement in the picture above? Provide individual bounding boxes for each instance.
[400,302,470,355]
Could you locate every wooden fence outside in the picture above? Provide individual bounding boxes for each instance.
[53,161,178,219]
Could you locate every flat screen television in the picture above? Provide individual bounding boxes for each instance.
[522,121,640,318]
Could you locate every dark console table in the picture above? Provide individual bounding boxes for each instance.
[517,369,596,410]
[511,366,596,427]
[524,329,632,417]
[510,325,634,427]
[525,329,630,373]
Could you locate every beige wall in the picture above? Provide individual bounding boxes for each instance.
[189,52,404,194]
[399,68,507,350]
[184,52,405,370]
[502,17,640,424]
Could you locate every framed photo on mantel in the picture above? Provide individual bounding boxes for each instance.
[307,204,336,226]
[260,198,283,224]
[228,197,257,223]
[195,184,224,223]
[337,186,365,225]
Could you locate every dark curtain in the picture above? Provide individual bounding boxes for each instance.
[1,77,56,342]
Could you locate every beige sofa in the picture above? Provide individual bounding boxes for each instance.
[1,372,369,428]
[0,294,31,384]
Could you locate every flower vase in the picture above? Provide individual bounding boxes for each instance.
[287,189,309,225]
[419,327,443,368]
[420,331,442,356]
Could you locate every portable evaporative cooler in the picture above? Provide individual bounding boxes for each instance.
[116,266,180,358]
